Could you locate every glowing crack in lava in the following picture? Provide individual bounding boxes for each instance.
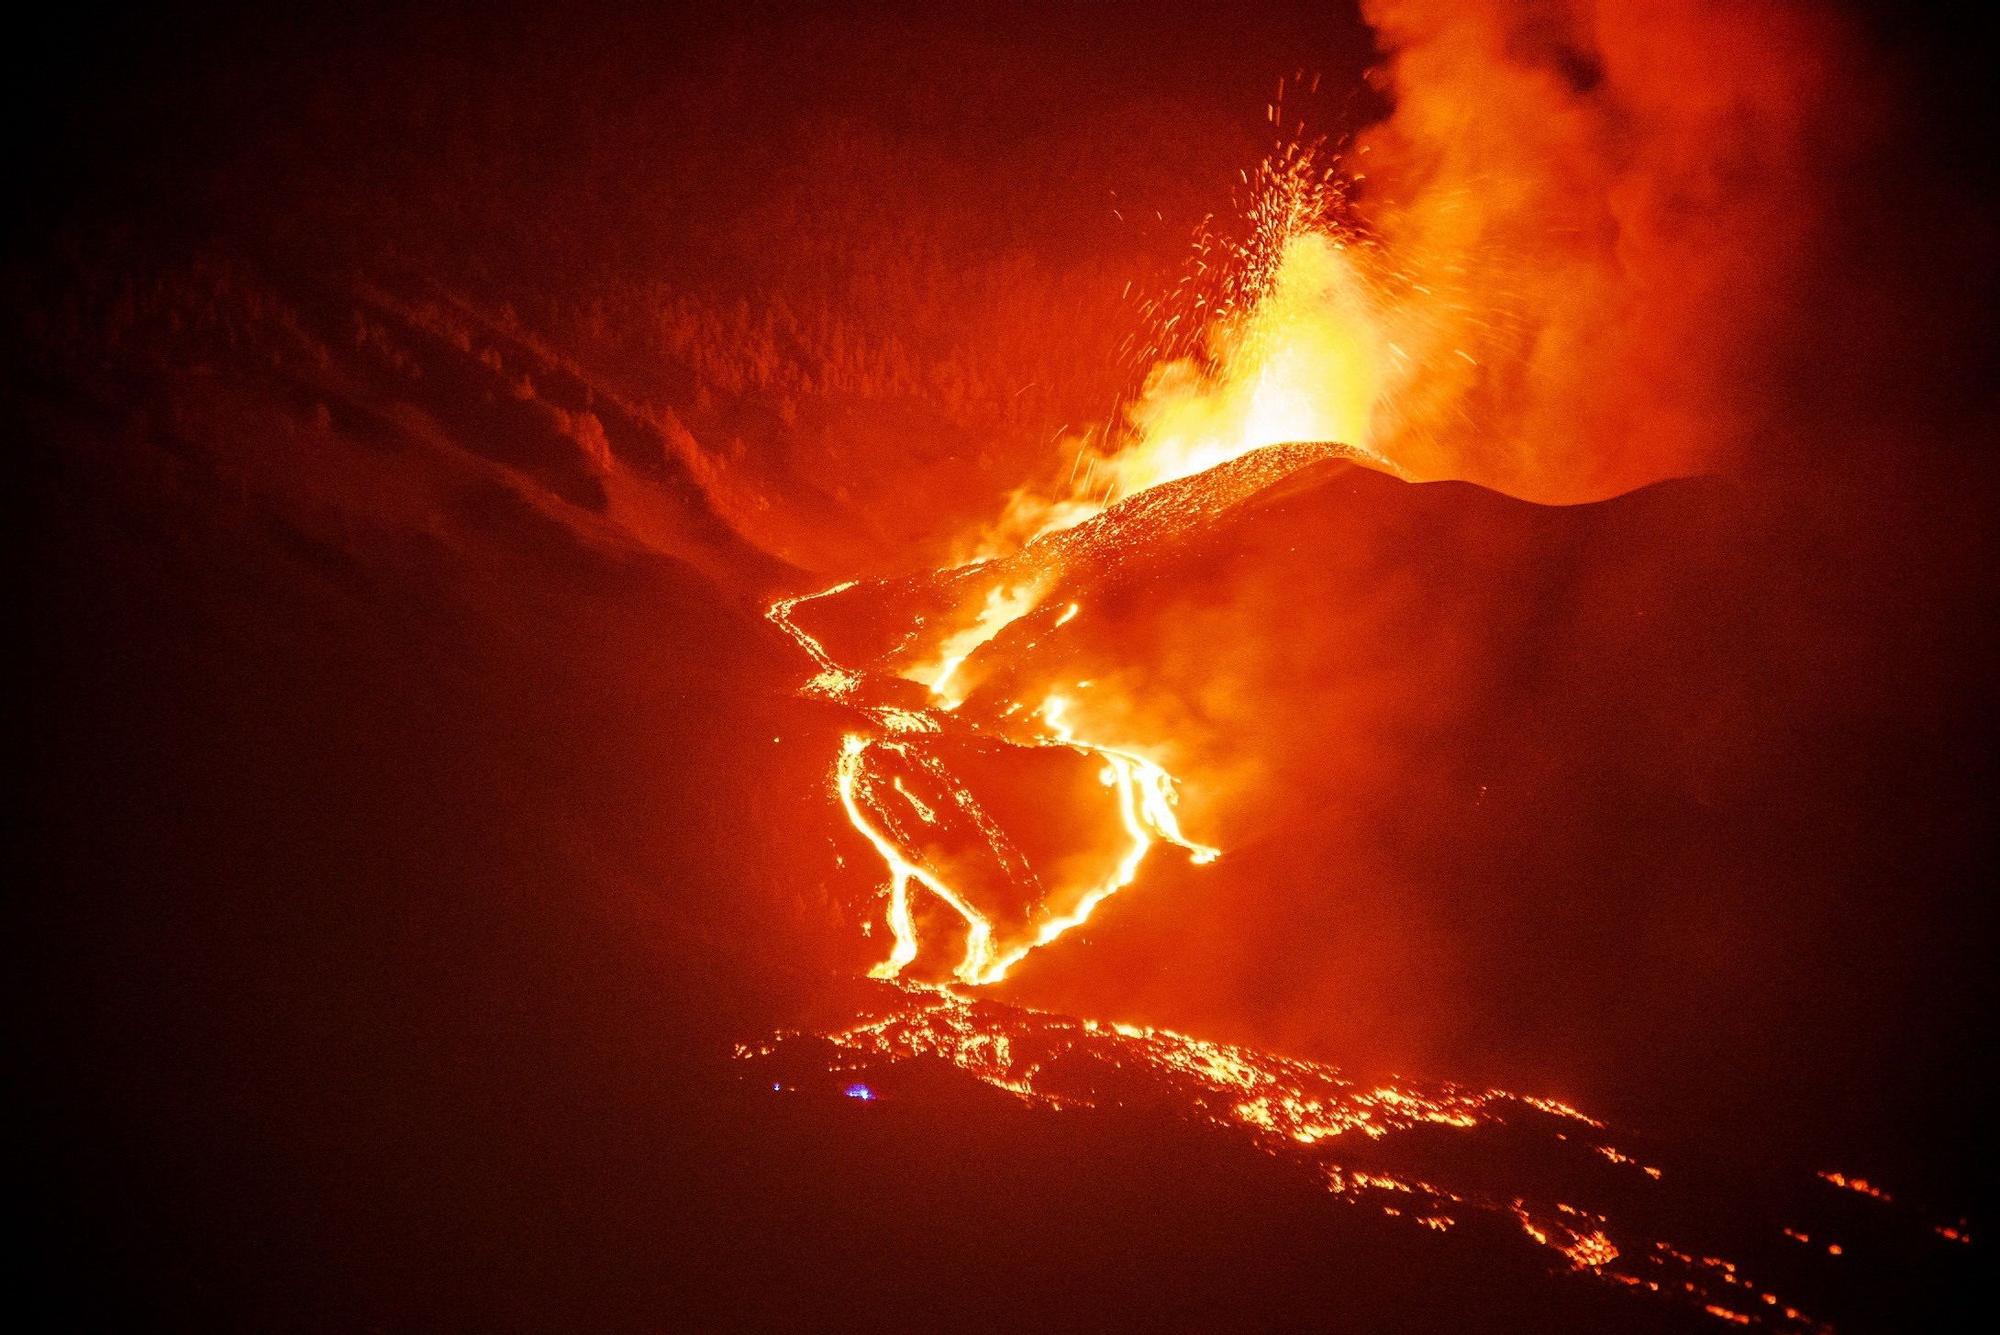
[738,988,1838,1335]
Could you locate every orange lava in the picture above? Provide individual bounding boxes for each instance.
[767,588,1219,984]
[738,985,1832,1334]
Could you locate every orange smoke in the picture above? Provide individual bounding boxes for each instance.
[1351,0,1869,501]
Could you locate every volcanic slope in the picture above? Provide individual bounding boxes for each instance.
[762,446,1985,1333]
[18,246,904,1325]
[789,445,1985,1207]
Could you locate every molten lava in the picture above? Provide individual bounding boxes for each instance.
[906,579,1048,712]
[973,135,1403,557]
[768,584,1218,984]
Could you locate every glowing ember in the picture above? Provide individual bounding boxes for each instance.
[1817,1170,1893,1202]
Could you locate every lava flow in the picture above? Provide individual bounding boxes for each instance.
[739,986,1841,1335]
[765,139,1380,983]
[768,573,1218,985]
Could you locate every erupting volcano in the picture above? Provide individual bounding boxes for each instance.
[763,134,1389,984]
[22,1,1991,1330]
[731,134,1972,1331]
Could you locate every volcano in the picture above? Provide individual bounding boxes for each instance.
[737,440,1978,1332]
[20,3,1995,1331]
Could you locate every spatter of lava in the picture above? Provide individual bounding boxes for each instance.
[738,984,1831,1334]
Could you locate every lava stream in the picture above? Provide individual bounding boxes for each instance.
[738,986,1836,1335]
[768,576,1216,984]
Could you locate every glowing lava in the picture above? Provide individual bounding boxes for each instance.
[1110,227,1391,504]
[770,579,1218,985]
[833,733,996,984]
[905,578,1048,711]
[761,141,1391,982]
[738,985,1836,1334]
[969,135,1405,557]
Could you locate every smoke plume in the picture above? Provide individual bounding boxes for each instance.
[1354,0,1876,500]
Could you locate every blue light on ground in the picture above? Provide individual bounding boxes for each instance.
[843,1083,875,1101]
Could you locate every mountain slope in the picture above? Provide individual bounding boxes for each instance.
[774,446,1990,1223]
